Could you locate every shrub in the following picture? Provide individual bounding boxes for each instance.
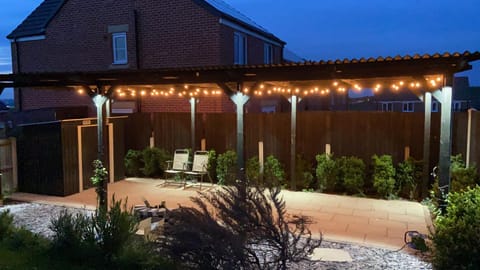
[124,149,144,177]
[396,158,422,200]
[141,147,170,178]
[431,186,480,269]
[337,156,365,194]
[315,153,337,192]
[159,181,321,269]
[372,155,396,198]
[264,155,286,188]
[207,149,217,183]
[216,150,237,185]
[0,210,14,241]
[48,196,168,268]
[246,156,261,185]
[450,154,479,193]
[295,154,314,191]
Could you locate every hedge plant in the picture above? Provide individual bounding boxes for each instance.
[396,158,422,200]
[124,149,144,176]
[246,156,261,185]
[264,155,286,188]
[450,154,479,193]
[141,147,170,177]
[295,154,314,191]
[372,155,396,198]
[315,153,337,192]
[216,150,237,185]
[431,186,480,269]
[337,156,365,194]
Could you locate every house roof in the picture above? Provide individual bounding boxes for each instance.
[199,0,284,44]
[8,0,285,44]
[7,0,65,39]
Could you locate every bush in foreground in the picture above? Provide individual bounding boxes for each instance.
[431,186,480,269]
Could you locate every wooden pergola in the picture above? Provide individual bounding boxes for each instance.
[1,51,479,200]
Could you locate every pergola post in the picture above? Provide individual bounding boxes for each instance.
[189,97,197,152]
[438,86,453,194]
[289,95,298,190]
[230,88,250,181]
[88,85,115,212]
[422,92,432,197]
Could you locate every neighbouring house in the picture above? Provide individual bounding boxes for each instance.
[346,76,480,112]
[7,0,286,115]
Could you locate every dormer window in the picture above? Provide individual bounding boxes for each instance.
[112,32,128,64]
[234,32,247,65]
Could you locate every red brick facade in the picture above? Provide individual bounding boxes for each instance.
[12,0,284,114]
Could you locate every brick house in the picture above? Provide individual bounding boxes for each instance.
[8,0,286,115]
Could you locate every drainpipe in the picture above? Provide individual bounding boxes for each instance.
[13,38,22,111]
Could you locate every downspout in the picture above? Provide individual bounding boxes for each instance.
[133,10,142,113]
[134,10,140,69]
[13,38,22,111]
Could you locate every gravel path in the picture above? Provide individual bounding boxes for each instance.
[0,203,432,269]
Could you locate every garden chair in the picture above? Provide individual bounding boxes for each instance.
[159,149,190,188]
[184,150,212,190]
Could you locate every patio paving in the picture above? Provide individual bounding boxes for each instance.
[9,178,432,250]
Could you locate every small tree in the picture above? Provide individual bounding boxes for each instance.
[141,147,170,177]
[91,159,108,212]
[372,155,396,198]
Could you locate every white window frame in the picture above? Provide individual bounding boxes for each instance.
[453,101,462,112]
[432,101,438,112]
[264,43,273,64]
[112,32,128,64]
[402,102,414,112]
[234,32,247,65]
[381,102,393,112]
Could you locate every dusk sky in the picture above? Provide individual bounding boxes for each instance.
[1,0,479,98]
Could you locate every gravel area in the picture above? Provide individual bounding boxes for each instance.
[0,203,432,269]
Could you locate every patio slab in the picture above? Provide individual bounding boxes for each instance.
[9,178,432,250]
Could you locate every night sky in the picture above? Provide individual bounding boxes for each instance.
[1,0,479,98]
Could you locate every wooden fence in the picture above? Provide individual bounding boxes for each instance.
[125,111,480,183]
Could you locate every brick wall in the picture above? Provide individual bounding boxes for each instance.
[13,0,283,113]
[140,95,235,113]
[19,88,95,115]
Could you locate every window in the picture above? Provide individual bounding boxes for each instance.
[234,32,247,65]
[453,101,462,112]
[264,43,273,64]
[261,105,276,113]
[381,102,393,112]
[432,101,438,112]
[112,32,127,64]
[402,102,414,112]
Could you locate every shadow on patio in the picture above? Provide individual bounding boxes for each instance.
[10,177,432,250]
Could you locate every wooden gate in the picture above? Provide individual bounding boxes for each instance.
[0,138,17,196]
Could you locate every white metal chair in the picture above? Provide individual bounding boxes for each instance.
[160,149,190,188]
[184,151,211,190]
